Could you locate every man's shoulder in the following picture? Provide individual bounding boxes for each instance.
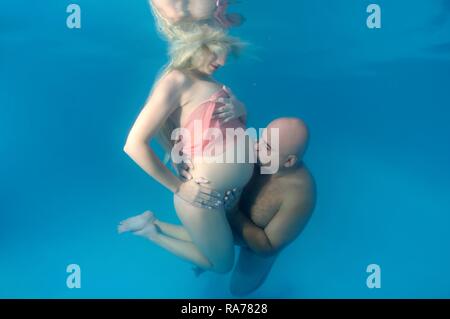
[281,165,316,202]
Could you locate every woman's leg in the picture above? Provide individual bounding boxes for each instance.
[118,210,192,242]
[119,211,213,269]
[135,222,213,269]
[154,219,192,242]
[173,195,235,273]
[122,198,234,273]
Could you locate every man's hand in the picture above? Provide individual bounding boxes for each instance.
[175,178,223,210]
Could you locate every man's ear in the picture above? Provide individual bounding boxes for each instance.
[283,155,298,168]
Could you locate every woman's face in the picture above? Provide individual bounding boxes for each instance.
[198,49,228,75]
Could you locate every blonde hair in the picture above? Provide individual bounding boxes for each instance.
[168,25,244,71]
[154,25,246,156]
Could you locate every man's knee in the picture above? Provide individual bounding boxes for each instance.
[229,248,278,295]
[230,279,250,296]
[212,258,234,274]
[210,248,235,274]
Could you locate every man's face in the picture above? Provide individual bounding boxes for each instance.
[255,127,281,174]
[255,129,271,166]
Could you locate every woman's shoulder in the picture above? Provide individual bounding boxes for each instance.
[161,68,191,87]
[153,69,193,99]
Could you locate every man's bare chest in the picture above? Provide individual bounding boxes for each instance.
[240,175,282,228]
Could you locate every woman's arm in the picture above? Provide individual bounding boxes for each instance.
[123,70,186,193]
[124,70,223,209]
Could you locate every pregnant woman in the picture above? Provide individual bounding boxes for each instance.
[120,27,254,273]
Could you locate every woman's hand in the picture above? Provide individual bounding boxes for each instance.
[174,158,225,209]
[172,157,194,181]
[175,176,223,210]
[224,188,242,211]
[212,96,246,124]
[175,160,242,211]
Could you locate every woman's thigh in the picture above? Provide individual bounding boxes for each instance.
[174,195,234,272]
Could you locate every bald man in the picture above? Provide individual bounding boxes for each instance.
[224,117,316,296]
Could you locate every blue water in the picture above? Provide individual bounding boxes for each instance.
[1,0,450,298]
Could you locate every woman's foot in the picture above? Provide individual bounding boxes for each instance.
[133,223,159,241]
[118,210,156,234]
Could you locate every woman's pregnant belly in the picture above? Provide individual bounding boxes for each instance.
[189,135,255,193]
[191,160,254,193]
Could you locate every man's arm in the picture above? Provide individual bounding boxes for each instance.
[229,189,315,257]
[228,207,274,256]
[264,190,315,253]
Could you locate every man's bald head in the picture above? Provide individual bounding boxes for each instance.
[267,117,309,157]
[261,118,309,169]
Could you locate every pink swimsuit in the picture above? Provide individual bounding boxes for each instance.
[179,86,245,159]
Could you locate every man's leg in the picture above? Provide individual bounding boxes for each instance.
[229,247,278,296]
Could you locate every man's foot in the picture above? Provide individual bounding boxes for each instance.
[118,210,156,234]
[133,223,159,241]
